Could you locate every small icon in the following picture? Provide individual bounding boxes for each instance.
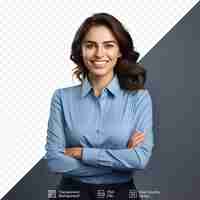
[106,189,115,198]
[96,189,106,198]
[129,189,138,199]
[48,190,56,199]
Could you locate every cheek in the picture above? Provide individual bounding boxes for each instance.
[82,53,94,68]
[108,50,121,60]
[109,54,120,63]
[82,53,91,64]
[82,48,95,58]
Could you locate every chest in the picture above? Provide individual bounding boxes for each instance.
[63,95,137,148]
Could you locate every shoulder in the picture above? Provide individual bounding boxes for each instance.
[127,89,152,106]
[51,84,82,102]
[127,89,151,99]
[60,84,82,96]
[136,89,151,99]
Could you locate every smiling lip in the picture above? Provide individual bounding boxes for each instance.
[92,60,108,63]
[92,60,108,66]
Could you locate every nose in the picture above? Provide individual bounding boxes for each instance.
[95,46,104,58]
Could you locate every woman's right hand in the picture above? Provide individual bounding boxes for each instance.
[127,131,145,149]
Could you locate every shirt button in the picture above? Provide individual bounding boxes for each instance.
[96,129,100,133]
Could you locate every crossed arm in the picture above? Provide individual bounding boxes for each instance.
[45,89,154,176]
[64,129,152,171]
[64,132,145,159]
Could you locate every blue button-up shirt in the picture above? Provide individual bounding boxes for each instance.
[45,76,154,184]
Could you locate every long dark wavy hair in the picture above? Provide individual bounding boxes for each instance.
[70,13,146,91]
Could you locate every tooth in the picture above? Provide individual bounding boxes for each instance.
[94,61,107,63]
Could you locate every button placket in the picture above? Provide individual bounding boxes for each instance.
[96,98,102,135]
[98,95,106,135]
[94,90,107,144]
[93,97,102,146]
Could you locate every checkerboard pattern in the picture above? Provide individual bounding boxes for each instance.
[1,0,199,198]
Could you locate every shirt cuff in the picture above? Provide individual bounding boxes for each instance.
[82,148,100,166]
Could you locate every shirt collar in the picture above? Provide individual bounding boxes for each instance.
[81,77,93,98]
[81,75,121,98]
[106,75,121,97]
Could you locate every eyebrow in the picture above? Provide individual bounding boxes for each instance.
[83,40,118,44]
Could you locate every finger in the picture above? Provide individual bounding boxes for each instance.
[129,140,143,149]
[131,132,144,140]
[128,134,144,147]
[131,134,144,143]
[129,136,145,148]
[134,134,145,142]
[64,150,70,155]
[128,144,133,149]
[134,137,145,146]
[64,148,73,155]
[64,148,68,155]
[128,138,143,149]
[134,134,145,140]
[128,142,132,148]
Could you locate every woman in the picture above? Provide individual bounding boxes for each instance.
[46,13,154,200]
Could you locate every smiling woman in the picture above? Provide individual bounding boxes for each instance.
[45,13,154,200]
[81,25,122,96]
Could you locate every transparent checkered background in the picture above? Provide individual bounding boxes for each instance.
[0,0,199,198]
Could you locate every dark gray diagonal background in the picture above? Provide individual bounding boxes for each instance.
[2,2,200,199]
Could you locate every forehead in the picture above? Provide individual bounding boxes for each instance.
[83,25,118,43]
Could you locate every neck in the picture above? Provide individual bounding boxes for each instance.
[88,72,114,96]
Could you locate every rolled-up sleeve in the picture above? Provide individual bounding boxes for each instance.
[45,89,112,177]
[82,90,154,171]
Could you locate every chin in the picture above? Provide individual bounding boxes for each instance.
[90,69,109,77]
[92,73,108,78]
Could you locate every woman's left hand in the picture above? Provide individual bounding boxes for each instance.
[64,147,83,159]
[127,131,145,149]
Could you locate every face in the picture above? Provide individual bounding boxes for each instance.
[81,25,121,79]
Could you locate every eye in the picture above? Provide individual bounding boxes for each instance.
[104,44,114,49]
[85,44,94,49]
